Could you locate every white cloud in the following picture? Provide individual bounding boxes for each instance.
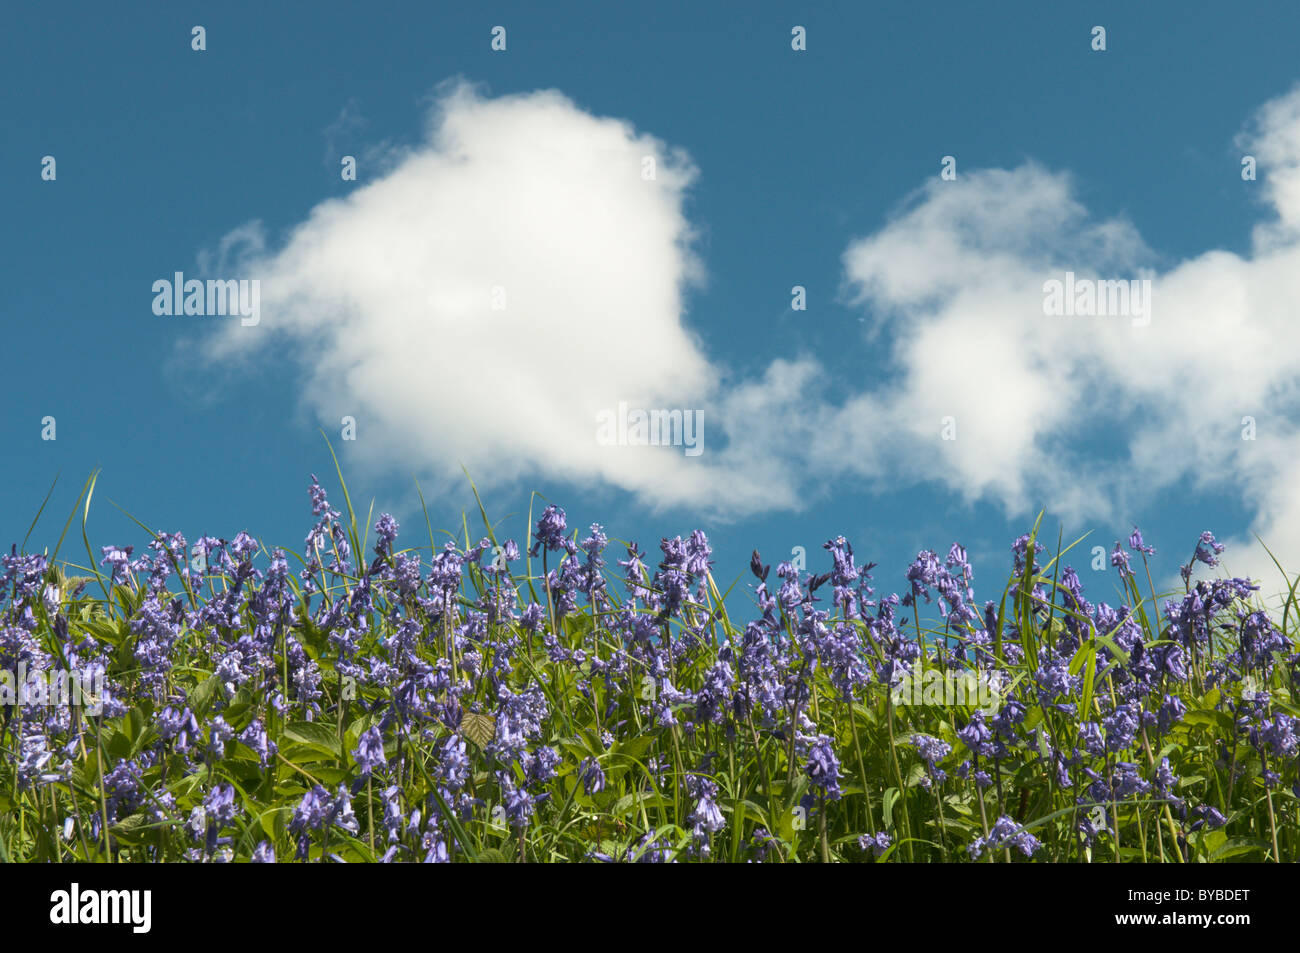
[837,86,1300,590]
[204,81,787,515]
[202,79,1300,590]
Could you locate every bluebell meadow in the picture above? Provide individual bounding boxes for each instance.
[0,473,1296,863]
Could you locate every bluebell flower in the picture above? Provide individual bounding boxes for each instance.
[353,726,386,777]
[858,831,892,857]
[806,734,843,800]
[1128,527,1156,557]
[528,505,569,556]
[969,815,1041,858]
[578,756,606,795]
[373,514,399,556]
[1110,543,1133,580]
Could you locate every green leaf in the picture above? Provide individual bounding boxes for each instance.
[187,674,222,716]
[1184,710,1235,733]
[883,787,900,828]
[260,806,292,842]
[1210,837,1268,862]
[283,720,342,757]
[461,712,495,748]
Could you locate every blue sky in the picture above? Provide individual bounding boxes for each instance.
[5,1,1300,612]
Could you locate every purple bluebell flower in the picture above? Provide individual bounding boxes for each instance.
[1011,535,1044,574]
[528,505,569,556]
[353,726,386,777]
[1181,531,1227,584]
[686,774,726,851]
[1110,543,1133,580]
[858,831,892,857]
[957,712,995,759]
[969,815,1041,858]
[291,785,332,833]
[1157,694,1187,733]
[373,514,399,556]
[499,775,535,829]
[1128,526,1156,557]
[911,734,952,787]
[578,756,606,795]
[806,734,843,800]
[525,745,561,786]
[435,735,470,792]
[1193,805,1228,830]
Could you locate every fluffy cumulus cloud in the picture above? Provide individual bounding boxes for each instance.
[833,87,1300,588]
[205,81,787,514]
[205,79,1300,586]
